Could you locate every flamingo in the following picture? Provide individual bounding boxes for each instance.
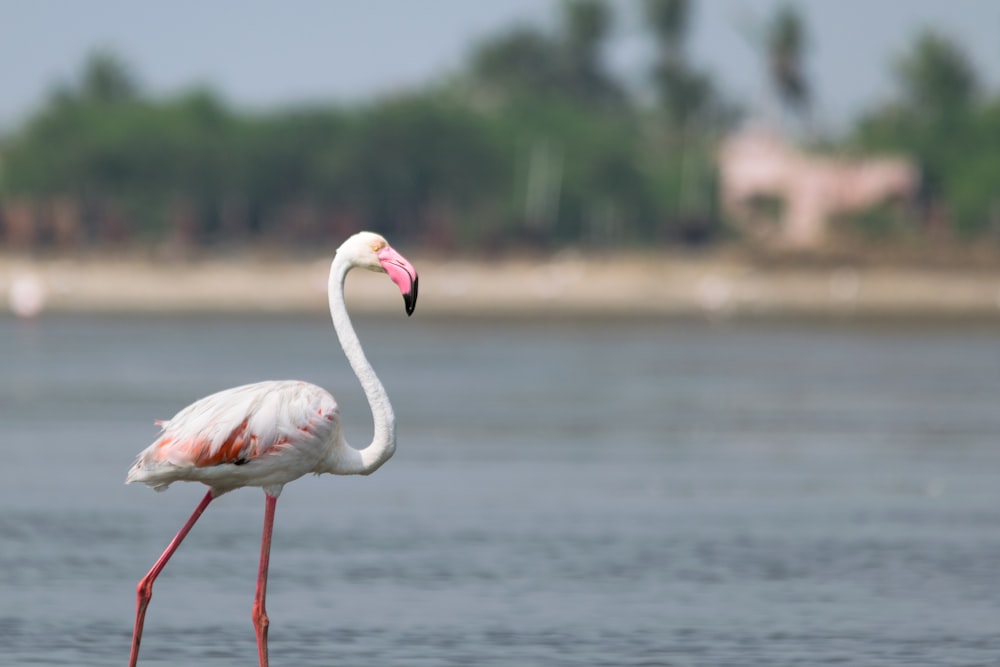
[125,231,418,667]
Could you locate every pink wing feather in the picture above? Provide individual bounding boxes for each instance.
[127,380,339,490]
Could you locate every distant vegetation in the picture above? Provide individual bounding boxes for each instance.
[0,0,998,252]
[851,31,1000,237]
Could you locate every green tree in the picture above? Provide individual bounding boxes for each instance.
[320,96,508,245]
[644,0,688,55]
[766,5,809,114]
[644,0,718,126]
[560,0,625,108]
[853,31,996,236]
[78,50,140,105]
[467,0,624,110]
[896,30,978,121]
[0,27,734,251]
[468,26,564,103]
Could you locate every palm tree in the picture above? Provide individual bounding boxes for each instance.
[766,5,809,115]
[643,0,713,125]
[644,0,689,59]
[564,0,609,59]
[560,0,625,108]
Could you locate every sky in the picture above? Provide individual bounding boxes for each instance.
[1,0,998,134]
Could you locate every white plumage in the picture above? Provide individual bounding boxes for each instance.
[127,380,341,493]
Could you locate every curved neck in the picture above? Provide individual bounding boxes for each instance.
[328,254,396,474]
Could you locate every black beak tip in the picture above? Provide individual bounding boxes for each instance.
[403,276,418,316]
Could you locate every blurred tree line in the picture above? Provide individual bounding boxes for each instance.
[851,31,1000,238]
[0,0,997,252]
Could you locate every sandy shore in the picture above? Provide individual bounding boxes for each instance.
[3,250,1000,321]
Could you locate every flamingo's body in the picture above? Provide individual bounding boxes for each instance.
[128,380,344,493]
[126,232,418,667]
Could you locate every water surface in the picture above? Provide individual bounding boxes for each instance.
[2,314,999,666]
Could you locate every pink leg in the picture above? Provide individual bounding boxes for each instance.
[129,489,214,667]
[253,493,278,667]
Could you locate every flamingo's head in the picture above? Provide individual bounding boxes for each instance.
[338,231,419,316]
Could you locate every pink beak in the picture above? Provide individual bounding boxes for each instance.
[377,245,419,316]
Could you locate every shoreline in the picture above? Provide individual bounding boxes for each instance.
[3,251,1000,321]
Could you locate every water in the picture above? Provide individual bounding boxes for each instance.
[1,313,999,666]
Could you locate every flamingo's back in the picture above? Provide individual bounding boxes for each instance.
[127,380,340,493]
